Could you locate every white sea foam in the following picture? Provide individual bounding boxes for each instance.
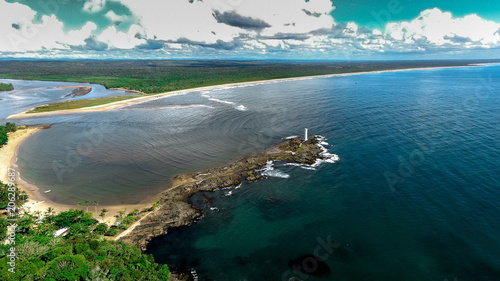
[235,105,247,111]
[201,93,247,111]
[258,161,290,179]
[313,135,340,166]
[286,135,298,139]
[190,269,199,281]
[225,190,233,196]
[284,162,317,171]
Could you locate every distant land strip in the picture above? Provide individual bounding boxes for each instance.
[2,60,497,118]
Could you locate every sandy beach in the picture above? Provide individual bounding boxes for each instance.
[0,126,155,222]
[5,64,479,119]
[0,63,483,222]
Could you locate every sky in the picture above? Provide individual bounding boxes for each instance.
[1,0,500,60]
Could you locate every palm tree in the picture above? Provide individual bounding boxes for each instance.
[84,200,90,212]
[92,201,98,214]
[78,202,82,210]
[99,208,108,221]
[45,207,55,217]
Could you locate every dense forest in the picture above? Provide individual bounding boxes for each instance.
[0,60,493,94]
[0,181,170,280]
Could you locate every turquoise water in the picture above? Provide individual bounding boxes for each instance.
[146,66,500,280]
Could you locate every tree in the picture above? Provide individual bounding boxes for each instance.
[84,200,90,212]
[99,209,108,221]
[92,200,98,214]
[45,207,55,217]
[5,122,16,132]
[95,223,108,235]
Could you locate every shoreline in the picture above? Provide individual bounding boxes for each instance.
[0,126,158,222]
[5,64,481,119]
[0,62,484,235]
[118,136,329,251]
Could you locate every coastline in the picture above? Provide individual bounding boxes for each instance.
[0,125,158,222]
[0,62,481,239]
[118,136,328,251]
[5,64,480,119]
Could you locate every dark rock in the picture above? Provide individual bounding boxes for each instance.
[119,137,326,251]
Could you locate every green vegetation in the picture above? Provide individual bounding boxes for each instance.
[0,181,170,280]
[0,123,17,146]
[0,60,483,95]
[0,60,489,114]
[0,82,13,91]
[27,94,143,113]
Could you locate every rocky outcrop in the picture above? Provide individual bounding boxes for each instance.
[119,137,324,251]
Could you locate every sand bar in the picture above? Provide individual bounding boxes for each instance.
[5,64,479,119]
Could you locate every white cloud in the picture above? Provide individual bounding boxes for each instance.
[83,0,107,13]
[2,0,500,59]
[217,0,335,37]
[117,0,242,45]
[96,24,145,49]
[384,8,500,48]
[105,10,130,25]
[0,0,97,52]
[117,0,335,45]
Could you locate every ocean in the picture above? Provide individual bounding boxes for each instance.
[3,64,500,280]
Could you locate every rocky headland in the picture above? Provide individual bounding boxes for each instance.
[119,136,327,252]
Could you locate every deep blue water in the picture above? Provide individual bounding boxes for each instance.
[146,66,500,281]
[2,65,500,280]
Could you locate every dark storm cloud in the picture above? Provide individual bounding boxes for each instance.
[213,10,271,30]
[175,37,243,50]
[302,9,322,17]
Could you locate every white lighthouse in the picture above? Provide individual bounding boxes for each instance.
[304,128,308,141]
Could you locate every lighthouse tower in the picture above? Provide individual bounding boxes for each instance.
[304,128,308,141]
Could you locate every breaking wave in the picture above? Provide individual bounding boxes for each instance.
[258,161,290,179]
